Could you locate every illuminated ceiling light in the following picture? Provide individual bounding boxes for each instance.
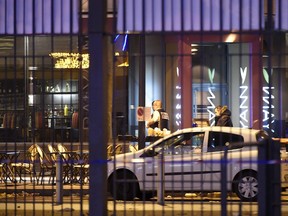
[115,52,120,56]
[191,47,198,55]
[28,66,38,71]
[225,34,237,43]
[191,43,198,47]
[49,52,89,69]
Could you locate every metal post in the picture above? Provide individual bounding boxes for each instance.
[138,34,146,150]
[56,153,63,205]
[220,146,228,216]
[258,138,281,216]
[89,0,108,215]
[157,152,165,205]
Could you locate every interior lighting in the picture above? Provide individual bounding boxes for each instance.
[175,67,181,127]
[207,87,216,125]
[225,34,237,43]
[191,48,198,55]
[239,67,249,128]
[28,95,35,106]
[262,68,275,132]
[262,86,275,131]
[117,62,129,67]
[49,52,89,69]
[206,68,217,125]
[28,66,38,71]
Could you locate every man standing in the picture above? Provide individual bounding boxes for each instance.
[146,100,169,130]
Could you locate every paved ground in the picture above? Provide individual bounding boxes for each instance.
[0,182,89,196]
[0,182,288,216]
[1,198,288,216]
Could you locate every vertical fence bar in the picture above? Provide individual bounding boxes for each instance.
[56,153,63,205]
[221,146,228,216]
[258,138,281,216]
[157,152,165,205]
[138,34,146,150]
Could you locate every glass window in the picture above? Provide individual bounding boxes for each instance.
[207,131,244,152]
[154,132,204,155]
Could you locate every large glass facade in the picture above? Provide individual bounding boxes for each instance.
[0,36,85,142]
[126,34,287,137]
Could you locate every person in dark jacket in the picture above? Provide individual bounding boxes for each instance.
[214,105,233,127]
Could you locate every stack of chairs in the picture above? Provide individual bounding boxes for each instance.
[11,144,38,183]
[35,144,56,184]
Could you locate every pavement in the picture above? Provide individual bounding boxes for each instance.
[0,198,288,216]
[0,201,258,216]
[0,182,288,216]
[0,182,89,196]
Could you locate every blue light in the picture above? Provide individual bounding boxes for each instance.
[114,34,128,51]
[122,34,128,51]
[114,34,120,43]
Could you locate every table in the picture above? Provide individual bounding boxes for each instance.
[72,151,89,184]
[0,151,20,183]
[52,150,89,184]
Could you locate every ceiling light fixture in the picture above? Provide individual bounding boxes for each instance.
[49,52,89,69]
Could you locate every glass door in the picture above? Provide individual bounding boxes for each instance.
[192,83,228,126]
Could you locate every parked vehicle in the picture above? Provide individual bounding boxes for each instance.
[107,127,288,201]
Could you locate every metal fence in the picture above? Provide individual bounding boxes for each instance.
[0,0,288,215]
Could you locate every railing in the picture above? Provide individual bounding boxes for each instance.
[154,138,284,216]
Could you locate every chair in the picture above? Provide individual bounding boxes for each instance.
[35,144,56,184]
[49,143,77,184]
[11,144,38,183]
[57,143,69,161]
[57,143,77,183]
[0,163,4,182]
[57,143,68,153]
[47,144,58,162]
[48,143,68,182]
[107,144,113,158]
[72,151,89,184]
[113,144,123,155]
[129,145,137,153]
[0,150,20,183]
